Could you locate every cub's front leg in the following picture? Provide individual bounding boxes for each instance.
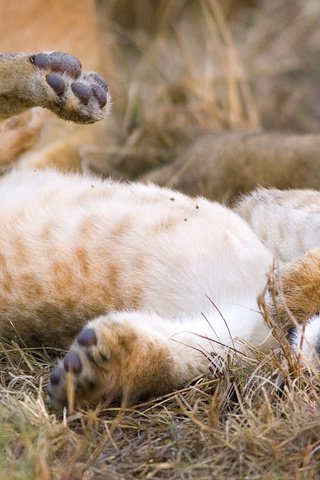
[0,52,109,123]
[47,312,210,407]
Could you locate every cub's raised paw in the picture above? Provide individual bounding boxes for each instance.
[0,51,109,123]
[30,52,109,123]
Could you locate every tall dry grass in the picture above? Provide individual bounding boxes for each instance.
[92,0,261,177]
[92,0,320,179]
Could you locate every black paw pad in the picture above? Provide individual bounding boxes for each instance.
[77,328,97,347]
[71,82,90,105]
[89,73,108,92]
[49,367,62,386]
[46,73,65,95]
[32,52,81,79]
[63,351,82,373]
[91,85,107,108]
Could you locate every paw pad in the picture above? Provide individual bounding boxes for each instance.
[89,73,108,91]
[63,351,82,373]
[77,328,97,346]
[46,73,65,95]
[91,84,107,108]
[31,52,81,78]
[47,326,101,406]
[71,82,90,105]
[29,51,109,123]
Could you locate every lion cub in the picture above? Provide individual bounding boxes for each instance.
[0,167,319,406]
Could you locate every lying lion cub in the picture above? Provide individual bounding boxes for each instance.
[0,51,319,408]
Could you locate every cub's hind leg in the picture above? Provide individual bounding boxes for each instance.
[47,312,211,407]
[47,301,277,408]
[0,52,109,123]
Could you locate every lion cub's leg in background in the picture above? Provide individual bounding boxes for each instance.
[144,133,320,203]
[0,0,114,172]
[235,188,320,263]
[236,187,320,324]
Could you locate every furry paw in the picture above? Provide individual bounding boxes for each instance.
[47,319,120,407]
[47,314,178,408]
[47,316,147,407]
[30,52,109,123]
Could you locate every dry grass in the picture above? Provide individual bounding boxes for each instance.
[2,0,320,478]
[94,0,261,177]
[1,314,319,479]
[1,270,320,479]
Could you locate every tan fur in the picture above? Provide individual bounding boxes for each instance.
[54,314,208,406]
[0,110,43,170]
[1,168,320,405]
[145,132,320,204]
[54,246,320,407]
[272,248,320,328]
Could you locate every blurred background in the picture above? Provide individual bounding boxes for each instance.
[94,0,320,177]
[1,0,320,179]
